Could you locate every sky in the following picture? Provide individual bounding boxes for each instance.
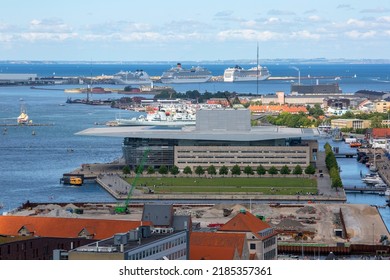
[0,0,390,61]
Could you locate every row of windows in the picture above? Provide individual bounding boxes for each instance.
[264,249,276,260]
[177,161,308,165]
[128,236,186,260]
[177,150,307,155]
[178,156,307,160]
[158,249,187,260]
[259,228,274,237]
[263,237,276,249]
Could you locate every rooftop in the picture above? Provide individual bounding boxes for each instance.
[0,216,151,240]
[76,109,320,141]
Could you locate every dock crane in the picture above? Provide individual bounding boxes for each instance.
[115,148,150,214]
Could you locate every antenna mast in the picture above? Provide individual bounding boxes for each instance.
[256,42,259,95]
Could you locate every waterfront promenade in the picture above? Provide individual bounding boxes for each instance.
[68,150,346,203]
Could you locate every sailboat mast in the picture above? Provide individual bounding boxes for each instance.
[256,42,259,95]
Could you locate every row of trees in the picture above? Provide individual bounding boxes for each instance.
[123,164,316,177]
[324,142,343,189]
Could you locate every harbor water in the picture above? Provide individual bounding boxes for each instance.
[0,63,390,230]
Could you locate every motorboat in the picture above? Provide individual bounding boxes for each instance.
[361,173,384,185]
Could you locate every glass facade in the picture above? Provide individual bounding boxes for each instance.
[123,138,177,168]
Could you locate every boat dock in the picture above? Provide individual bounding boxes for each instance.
[0,123,54,127]
[334,153,356,158]
[344,186,387,194]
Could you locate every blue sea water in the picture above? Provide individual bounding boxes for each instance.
[0,63,390,230]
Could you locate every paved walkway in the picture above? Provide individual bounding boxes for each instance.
[316,151,346,199]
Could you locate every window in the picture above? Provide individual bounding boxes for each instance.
[250,243,256,250]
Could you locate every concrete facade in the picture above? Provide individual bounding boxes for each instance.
[331,119,371,129]
[69,228,188,260]
[175,145,311,169]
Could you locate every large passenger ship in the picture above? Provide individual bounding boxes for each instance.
[223,65,271,82]
[112,70,152,85]
[160,63,212,84]
[115,111,196,127]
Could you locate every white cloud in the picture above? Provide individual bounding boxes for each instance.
[29,18,72,33]
[265,17,280,24]
[0,33,13,42]
[347,18,368,28]
[308,15,322,22]
[337,4,354,10]
[378,16,390,23]
[20,32,78,42]
[268,9,295,16]
[241,20,257,28]
[217,29,281,41]
[213,10,242,22]
[290,30,321,40]
[345,30,376,39]
[214,10,234,17]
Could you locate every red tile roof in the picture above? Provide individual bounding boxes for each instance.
[190,232,246,260]
[0,216,151,240]
[218,211,273,239]
[249,105,308,114]
[372,128,390,138]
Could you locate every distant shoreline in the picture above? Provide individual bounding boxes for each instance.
[1,59,390,65]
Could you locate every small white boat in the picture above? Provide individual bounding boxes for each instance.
[369,163,379,172]
[375,183,388,188]
[362,174,384,185]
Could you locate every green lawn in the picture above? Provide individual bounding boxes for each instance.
[125,176,317,195]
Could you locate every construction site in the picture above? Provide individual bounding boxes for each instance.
[10,199,390,257]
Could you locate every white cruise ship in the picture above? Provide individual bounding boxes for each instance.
[223,65,270,82]
[112,70,152,85]
[160,63,212,84]
[115,111,196,127]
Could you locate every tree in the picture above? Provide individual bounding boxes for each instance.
[170,165,179,175]
[243,166,254,176]
[268,166,278,175]
[122,165,131,175]
[256,165,266,176]
[293,165,303,175]
[207,165,217,175]
[280,165,291,175]
[158,165,168,175]
[135,165,144,174]
[219,165,229,176]
[183,166,192,175]
[146,166,155,175]
[231,164,241,176]
[195,166,205,176]
[304,164,316,175]
[370,115,384,128]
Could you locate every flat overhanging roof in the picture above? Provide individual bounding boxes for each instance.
[76,125,320,141]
